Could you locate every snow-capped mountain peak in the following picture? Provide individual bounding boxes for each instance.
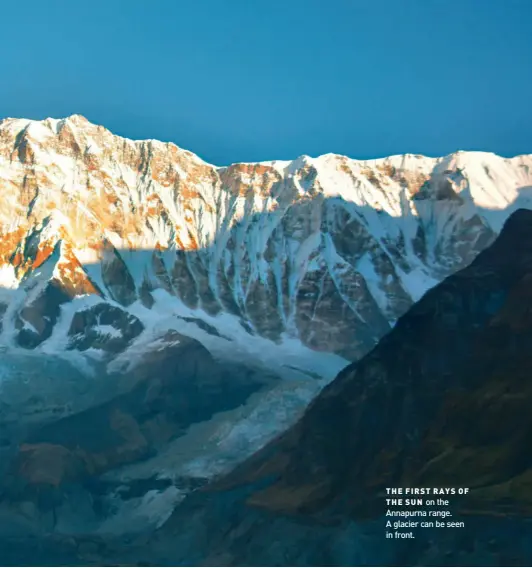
[1,115,531,363]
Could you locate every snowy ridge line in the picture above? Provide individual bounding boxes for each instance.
[0,115,531,362]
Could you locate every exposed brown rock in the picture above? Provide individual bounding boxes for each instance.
[15,443,89,487]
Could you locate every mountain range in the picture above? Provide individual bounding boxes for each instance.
[0,115,531,565]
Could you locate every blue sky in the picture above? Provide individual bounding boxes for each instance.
[1,0,531,164]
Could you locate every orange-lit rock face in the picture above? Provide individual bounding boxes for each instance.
[57,244,102,297]
[0,117,226,262]
[0,226,27,264]
[220,163,282,198]
[32,240,56,269]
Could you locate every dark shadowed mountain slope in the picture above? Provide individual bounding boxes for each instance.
[128,207,532,566]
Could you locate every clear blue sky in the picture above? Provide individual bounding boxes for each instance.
[1,0,531,165]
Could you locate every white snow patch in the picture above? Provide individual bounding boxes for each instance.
[94,325,123,338]
[115,290,347,382]
[97,486,183,535]
[396,266,440,302]
[356,252,390,315]
[0,265,18,290]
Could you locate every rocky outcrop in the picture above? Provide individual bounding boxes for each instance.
[67,303,144,353]
[14,279,71,348]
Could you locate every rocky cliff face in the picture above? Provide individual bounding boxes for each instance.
[1,115,531,363]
